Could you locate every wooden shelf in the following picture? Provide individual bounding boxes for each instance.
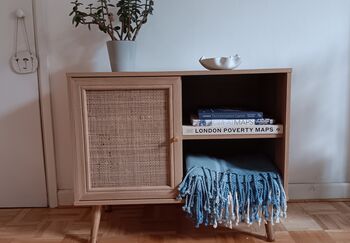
[182,134,283,140]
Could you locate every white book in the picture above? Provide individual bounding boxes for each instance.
[182,125,283,135]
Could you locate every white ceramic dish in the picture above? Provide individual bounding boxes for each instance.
[199,55,241,70]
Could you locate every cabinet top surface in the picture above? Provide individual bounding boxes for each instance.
[67,68,292,78]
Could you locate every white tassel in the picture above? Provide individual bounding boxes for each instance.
[213,219,218,228]
[235,191,240,225]
[227,192,234,229]
[246,198,250,224]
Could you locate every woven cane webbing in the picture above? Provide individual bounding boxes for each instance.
[86,89,170,188]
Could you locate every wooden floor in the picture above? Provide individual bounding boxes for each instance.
[0,202,350,242]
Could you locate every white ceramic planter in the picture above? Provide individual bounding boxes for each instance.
[107,40,136,72]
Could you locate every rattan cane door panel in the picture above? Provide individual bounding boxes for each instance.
[86,89,170,188]
[69,77,182,204]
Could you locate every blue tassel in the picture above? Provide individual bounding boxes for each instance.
[177,163,287,228]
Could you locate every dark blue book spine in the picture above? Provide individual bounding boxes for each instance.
[198,111,263,119]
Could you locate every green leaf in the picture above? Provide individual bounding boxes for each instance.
[70,0,154,37]
[98,25,107,32]
[72,14,80,24]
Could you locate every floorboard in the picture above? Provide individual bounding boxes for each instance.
[0,202,350,242]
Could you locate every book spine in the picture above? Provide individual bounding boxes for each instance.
[183,125,283,135]
[198,112,263,119]
[192,118,274,126]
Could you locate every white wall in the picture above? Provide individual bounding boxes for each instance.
[45,0,350,204]
[0,0,47,207]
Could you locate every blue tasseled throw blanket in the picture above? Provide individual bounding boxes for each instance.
[177,154,287,228]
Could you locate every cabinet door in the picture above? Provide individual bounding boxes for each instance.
[69,76,182,205]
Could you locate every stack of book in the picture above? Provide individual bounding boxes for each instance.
[183,109,283,136]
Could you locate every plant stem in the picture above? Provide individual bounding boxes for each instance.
[103,0,117,40]
[132,0,149,40]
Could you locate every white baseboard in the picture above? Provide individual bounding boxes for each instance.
[57,183,350,206]
[288,183,350,200]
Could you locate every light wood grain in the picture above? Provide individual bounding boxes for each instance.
[0,202,350,242]
[68,70,291,205]
[90,206,101,243]
[265,222,275,242]
[67,68,292,79]
[68,76,182,205]
[68,70,292,242]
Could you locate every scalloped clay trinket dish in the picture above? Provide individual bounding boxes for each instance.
[199,55,241,70]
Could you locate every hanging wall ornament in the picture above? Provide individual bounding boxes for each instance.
[11,9,38,74]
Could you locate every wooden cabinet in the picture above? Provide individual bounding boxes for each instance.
[68,76,182,205]
[68,69,291,242]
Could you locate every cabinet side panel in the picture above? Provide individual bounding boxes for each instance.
[273,73,291,197]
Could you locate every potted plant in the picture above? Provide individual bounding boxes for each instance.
[70,0,154,71]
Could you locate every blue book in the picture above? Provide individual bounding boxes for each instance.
[198,109,263,119]
[191,116,274,126]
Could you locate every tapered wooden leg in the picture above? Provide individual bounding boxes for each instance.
[265,221,275,242]
[90,205,102,243]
